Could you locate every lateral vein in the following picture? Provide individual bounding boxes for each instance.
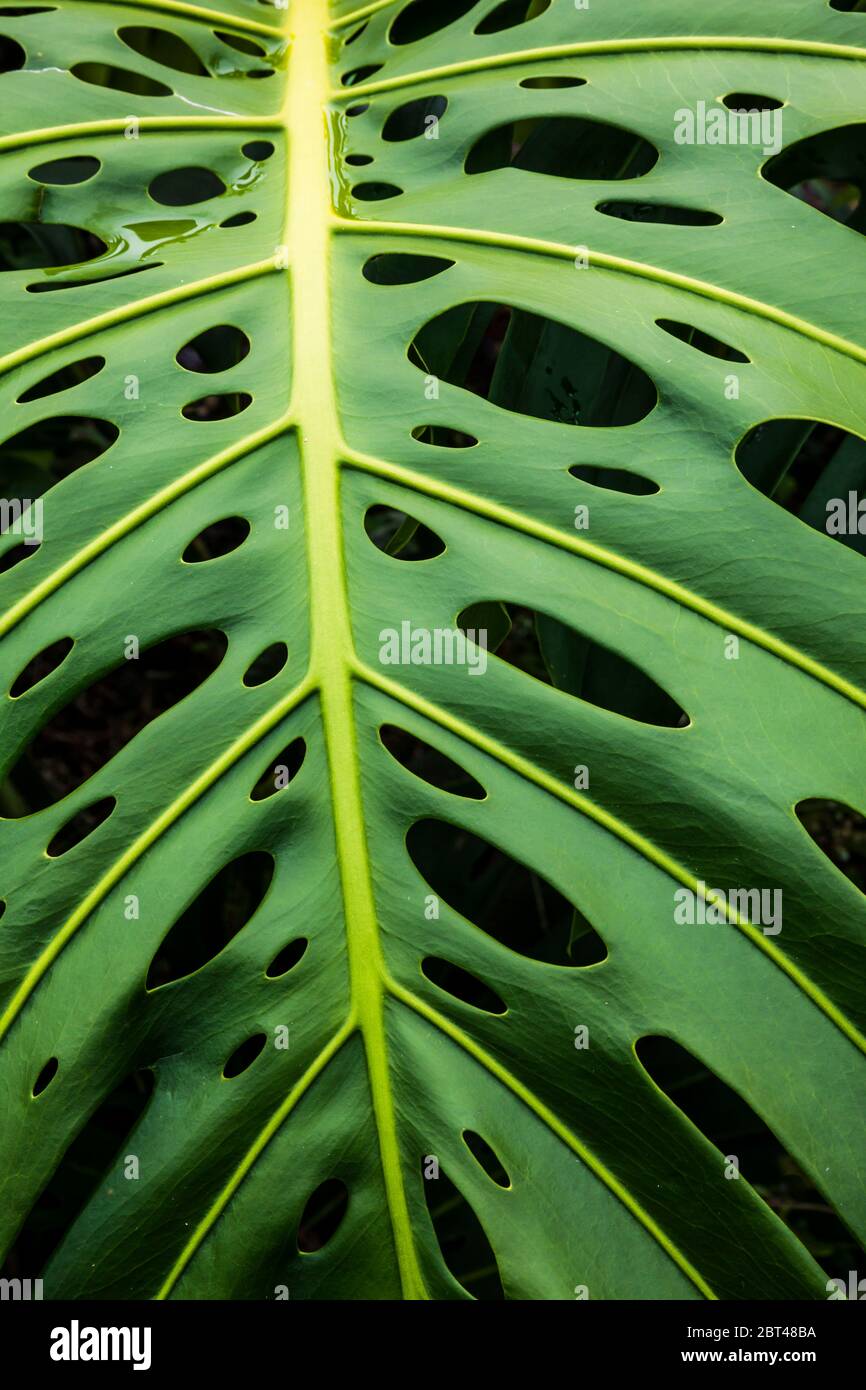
[330,35,866,101]
[155,1019,356,1299]
[333,216,866,367]
[356,660,866,1058]
[342,445,866,712]
[387,977,716,1300]
[0,676,316,1046]
[0,259,278,379]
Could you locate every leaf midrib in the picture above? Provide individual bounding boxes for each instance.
[279,0,426,1301]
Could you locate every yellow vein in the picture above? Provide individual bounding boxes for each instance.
[331,0,398,28]
[284,0,427,1301]
[356,659,866,1058]
[0,674,316,1046]
[156,1019,356,1299]
[333,216,866,368]
[0,413,295,640]
[80,0,285,37]
[0,116,281,155]
[330,34,866,100]
[387,976,716,1300]
[342,445,866,712]
[0,258,278,379]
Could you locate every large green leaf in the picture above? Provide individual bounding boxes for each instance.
[0,0,864,1301]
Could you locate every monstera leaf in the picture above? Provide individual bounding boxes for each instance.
[0,0,864,1302]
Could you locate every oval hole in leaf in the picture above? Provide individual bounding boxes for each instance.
[0,222,106,270]
[149,166,225,206]
[250,737,306,802]
[222,1031,266,1079]
[476,0,550,33]
[380,725,486,799]
[2,629,227,813]
[0,415,118,495]
[423,1166,505,1299]
[796,798,866,895]
[341,63,382,86]
[723,92,783,111]
[353,181,402,201]
[243,642,289,687]
[467,116,657,178]
[16,355,105,403]
[146,851,275,989]
[656,318,749,363]
[216,30,266,57]
[596,200,723,226]
[297,1178,349,1252]
[382,94,447,141]
[220,211,257,228]
[412,424,478,448]
[635,1035,863,1266]
[462,1129,510,1187]
[412,302,657,427]
[182,392,252,421]
[410,818,606,966]
[569,463,659,495]
[32,1056,58,1097]
[459,600,688,727]
[763,124,866,233]
[421,956,507,1014]
[364,505,445,560]
[28,155,100,185]
[182,516,250,563]
[344,21,368,45]
[117,26,208,76]
[346,153,373,166]
[46,796,115,857]
[735,419,866,556]
[0,1068,154,1278]
[0,540,39,574]
[10,636,73,697]
[241,139,274,160]
[389,0,476,44]
[520,75,585,89]
[0,35,24,71]
[70,62,172,96]
[363,252,453,285]
[346,103,369,117]
[265,937,308,978]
